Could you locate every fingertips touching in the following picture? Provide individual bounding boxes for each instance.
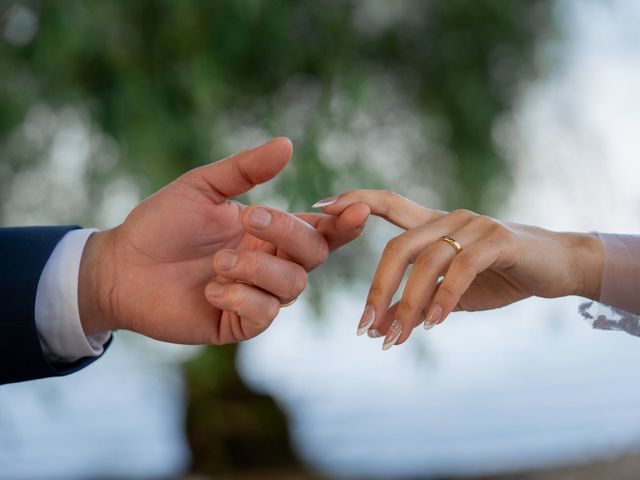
[328,202,370,250]
[312,196,338,208]
[241,205,327,270]
[312,190,439,230]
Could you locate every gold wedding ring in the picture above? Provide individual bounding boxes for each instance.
[438,235,462,254]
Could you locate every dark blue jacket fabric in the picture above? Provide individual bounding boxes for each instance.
[0,226,108,385]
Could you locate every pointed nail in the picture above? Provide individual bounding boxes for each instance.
[312,196,337,208]
[367,329,383,338]
[426,305,443,326]
[423,320,436,331]
[382,319,402,351]
[357,305,375,336]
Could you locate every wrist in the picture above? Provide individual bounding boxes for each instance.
[78,228,119,336]
[567,232,604,301]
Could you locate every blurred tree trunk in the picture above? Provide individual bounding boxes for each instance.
[0,2,556,476]
[184,344,303,476]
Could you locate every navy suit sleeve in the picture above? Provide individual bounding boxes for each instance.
[0,226,110,385]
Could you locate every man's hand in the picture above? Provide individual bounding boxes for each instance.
[78,138,369,344]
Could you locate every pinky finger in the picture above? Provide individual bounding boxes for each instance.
[425,243,500,328]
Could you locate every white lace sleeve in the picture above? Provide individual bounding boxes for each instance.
[579,233,640,335]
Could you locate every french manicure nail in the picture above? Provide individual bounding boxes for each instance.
[312,196,337,208]
[216,250,238,271]
[426,305,443,326]
[423,320,436,331]
[249,207,272,230]
[368,329,383,338]
[357,305,376,336]
[382,319,402,351]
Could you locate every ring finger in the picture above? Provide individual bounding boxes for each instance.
[384,218,495,349]
[357,209,475,339]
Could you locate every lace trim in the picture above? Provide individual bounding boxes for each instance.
[579,301,640,337]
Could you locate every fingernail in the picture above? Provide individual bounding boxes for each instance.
[382,319,402,351]
[312,196,337,208]
[205,283,224,298]
[249,207,272,230]
[357,305,375,336]
[425,305,443,327]
[367,329,383,338]
[423,320,436,331]
[216,250,238,271]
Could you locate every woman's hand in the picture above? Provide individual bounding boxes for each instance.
[314,190,604,350]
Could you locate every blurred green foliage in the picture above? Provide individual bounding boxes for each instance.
[1,0,554,211]
[0,0,556,475]
[0,0,557,307]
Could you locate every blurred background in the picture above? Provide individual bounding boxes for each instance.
[1,0,640,478]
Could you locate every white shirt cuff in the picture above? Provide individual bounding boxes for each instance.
[35,228,112,363]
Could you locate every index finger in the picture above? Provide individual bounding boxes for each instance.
[242,205,328,271]
[297,202,371,252]
[314,190,444,230]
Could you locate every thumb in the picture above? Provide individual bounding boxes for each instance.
[182,137,293,199]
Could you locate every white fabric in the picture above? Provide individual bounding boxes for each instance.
[597,232,640,315]
[35,228,111,362]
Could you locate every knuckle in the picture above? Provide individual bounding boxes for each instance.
[383,236,406,256]
[397,298,415,314]
[382,189,399,202]
[486,219,504,235]
[382,190,399,215]
[499,226,518,244]
[368,282,386,299]
[450,208,475,220]
[342,189,357,198]
[491,221,511,238]
[471,214,495,229]
[437,282,459,300]
[415,251,438,269]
